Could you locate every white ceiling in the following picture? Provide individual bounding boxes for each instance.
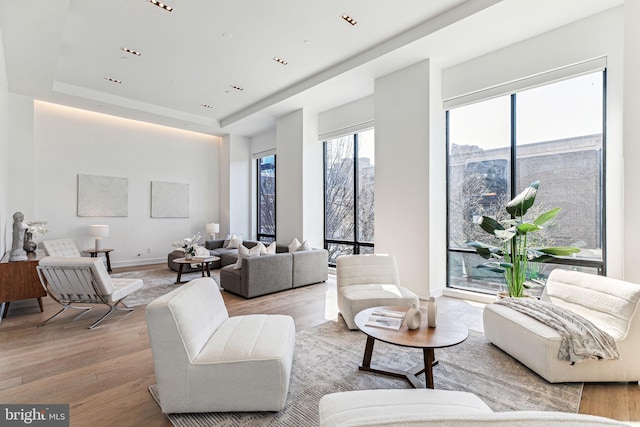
[0,0,622,137]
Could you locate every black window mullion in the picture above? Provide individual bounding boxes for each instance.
[510,93,517,199]
[353,133,360,254]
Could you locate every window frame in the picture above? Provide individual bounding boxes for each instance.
[256,154,276,243]
[323,130,375,266]
[445,71,607,295]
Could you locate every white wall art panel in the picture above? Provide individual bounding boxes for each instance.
[77,174,128,217]
[151,181,189,218]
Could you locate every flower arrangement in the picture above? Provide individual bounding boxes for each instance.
[466,181,579,297]
[26,220,48,237]
[172,232,202,255]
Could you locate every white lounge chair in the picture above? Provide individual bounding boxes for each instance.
[36,256,142,329]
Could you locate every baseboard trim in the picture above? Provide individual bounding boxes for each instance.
[442,288,497,304]
[112,257,166,268]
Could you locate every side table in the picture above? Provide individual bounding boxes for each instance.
[83,248,114,272]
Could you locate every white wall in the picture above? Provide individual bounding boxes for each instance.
[375,60,434,299]
[301,109,323,247]
[274,109,323,247]
[623,1,640,283]
[442,7,625,279]
[228,134,251,238]
[0,27,8,256]
[32,101,220,267]
[276,110,304,244]
[428,63,447,297]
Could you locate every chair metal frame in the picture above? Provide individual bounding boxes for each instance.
[37,264,133,329]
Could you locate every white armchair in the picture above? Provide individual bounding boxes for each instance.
[36,256,143,329]
[336,254,419,330]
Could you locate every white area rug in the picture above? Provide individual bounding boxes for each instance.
[150,320,583,426]
[111,265,220,307]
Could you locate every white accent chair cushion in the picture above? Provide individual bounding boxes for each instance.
[146,277,296,413]
[41,238,82,257]
[483,269,640,383]
[319,389,628,426]
[336,254,419,330]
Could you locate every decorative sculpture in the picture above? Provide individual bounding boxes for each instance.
[9,211,28,261]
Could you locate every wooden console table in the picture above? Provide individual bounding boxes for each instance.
[0,251,47,324]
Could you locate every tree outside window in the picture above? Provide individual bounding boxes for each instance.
[324,129,375,265]
[257,155,276,243]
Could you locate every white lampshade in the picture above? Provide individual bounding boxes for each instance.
[90,225,109,250]
[90,225,109,238]
[206,223,220,239]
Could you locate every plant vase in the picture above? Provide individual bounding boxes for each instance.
[23,232,37,253]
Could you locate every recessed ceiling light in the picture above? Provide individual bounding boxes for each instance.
[231,85,244,91]
[341,13,357,26]
[201,104,214,109]
[120,47,142,56]
[273,57,288,65]
[104,77,122,84]
[149,0,173,12]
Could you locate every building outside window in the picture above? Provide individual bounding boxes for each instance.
[324,128,375,265]
[447,71,605,295]
[257,154,276,243]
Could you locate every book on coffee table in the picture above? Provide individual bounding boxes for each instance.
[192,256,213,262]
[371,309,406,319]
[365,314,404,331]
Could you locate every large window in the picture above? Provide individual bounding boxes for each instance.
[324,129,375,265]
[257,154,276,243]
[447,71,605,295]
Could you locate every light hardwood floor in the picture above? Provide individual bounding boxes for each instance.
[0,264,638,426]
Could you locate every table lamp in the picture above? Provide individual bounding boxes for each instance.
[206,223,219,240]
[90,225,109,250]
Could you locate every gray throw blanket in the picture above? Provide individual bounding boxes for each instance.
[496,298,620,364]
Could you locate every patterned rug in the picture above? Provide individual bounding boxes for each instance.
[149,320,583,426]
[111,265,220,307]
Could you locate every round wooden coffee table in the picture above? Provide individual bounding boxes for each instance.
[354,305,468,389]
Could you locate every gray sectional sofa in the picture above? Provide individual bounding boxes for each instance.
[167,239,329,299]
[220,247,329,298]
[167,239,262,272]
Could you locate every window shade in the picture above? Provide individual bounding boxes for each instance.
[443,57,607,110]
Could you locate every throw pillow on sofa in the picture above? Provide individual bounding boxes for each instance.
[234,244,260,269]
[226,233,243,249]
[288,238,301,252]
[258,241,277,255]
[297,240,310,251]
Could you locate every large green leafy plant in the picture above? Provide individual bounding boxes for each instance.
[466,181,579,297]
